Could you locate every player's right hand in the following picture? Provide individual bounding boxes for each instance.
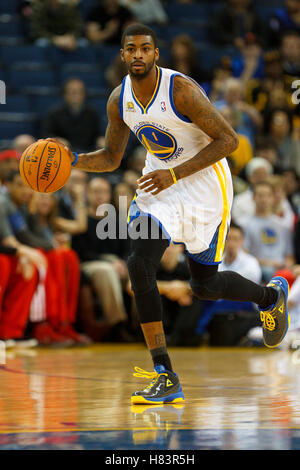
[44,138,75,165]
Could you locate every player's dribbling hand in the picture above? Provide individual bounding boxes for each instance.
[44,138,75,165]
[137,169,174,195]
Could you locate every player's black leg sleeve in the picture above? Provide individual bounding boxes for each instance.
[188,259,277,310]
[126,217,169,324]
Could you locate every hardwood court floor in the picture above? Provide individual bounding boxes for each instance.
[1,344,300,450]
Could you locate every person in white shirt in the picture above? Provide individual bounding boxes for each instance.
[232,157,273,225]
[219,223,262,284]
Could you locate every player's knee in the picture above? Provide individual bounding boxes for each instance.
[126,252,157,295]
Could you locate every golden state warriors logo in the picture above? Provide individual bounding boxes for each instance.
[136,125,177,160]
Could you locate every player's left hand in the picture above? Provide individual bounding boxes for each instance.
[137,169,174,195]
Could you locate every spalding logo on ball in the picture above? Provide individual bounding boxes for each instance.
[19,139,72,193]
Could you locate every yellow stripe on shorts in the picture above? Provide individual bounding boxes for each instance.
[212,161,230,263]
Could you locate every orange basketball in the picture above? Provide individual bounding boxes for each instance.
[19,139,72,193]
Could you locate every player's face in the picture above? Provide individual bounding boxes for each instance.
[121,35,159,78]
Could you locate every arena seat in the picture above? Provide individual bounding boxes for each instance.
[0,45,51,70]
[0,120,37,140]
[8,69,59,95]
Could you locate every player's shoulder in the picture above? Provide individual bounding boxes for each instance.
[108,84,123,107]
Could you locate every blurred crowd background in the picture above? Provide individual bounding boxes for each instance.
[0,0,300,349]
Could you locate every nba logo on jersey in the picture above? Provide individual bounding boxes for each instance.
[160,101,166,112]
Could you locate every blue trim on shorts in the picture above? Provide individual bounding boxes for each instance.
[127,199,171,244]
[186,223,223,265]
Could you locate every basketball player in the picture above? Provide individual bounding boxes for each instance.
[49,23,290,404]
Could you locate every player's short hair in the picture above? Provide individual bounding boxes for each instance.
[121,23,158,48]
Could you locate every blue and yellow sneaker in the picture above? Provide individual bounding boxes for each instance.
[131,365,185,405]
[260,276,290,348]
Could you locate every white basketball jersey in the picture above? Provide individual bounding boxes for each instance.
[119,66,212,171]
[122,65,233,260]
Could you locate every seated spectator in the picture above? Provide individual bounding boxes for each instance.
[0,240,45,345]
[12,135,35,156]
[0,170,84,346]
[267,0,300,48]
[214,77,263,145]
[31,192,91,344]
[126,147,146,176]
[281,30,300,82]
[72,177,133,342]
[264,107,300,175]
[219,223,262,283]
[232,34,265,84]
[268,174,296,231]
[209,58,234,103]
[211,0,266,48]
[254,135,279,169]
[245,51,286,115]
[30,0,86,50]
[0,150,20,187]
[41,78,100,153]
[242,181,295,282]
[86,0,134,45]
[105,54,128,90]
[168,35,211,85]
[282,168,300,215]
[232,157,273,224]
[220,106,253,176]
[120,0,168,25]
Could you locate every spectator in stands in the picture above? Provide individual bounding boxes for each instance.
[72,177,133,342]
[86,0,134,45]
[211,0,266,48]
[282,168,300,215]
[232,34,265,84]
[12,134,35,156]
[208,58,234,103]
[242,181,295,282]
[280,30,300,87]
[294,217,300,263]
[264,107,300,175]
[169,35,211,84]
[220,105,253,176]
[41,78,100,153]
[268,174,296,231]
[0,170,84,346]
[214,77,263,145]
[219,223,262,283]
[245,51,287,116]
[0,150,20,186]
[254,135,279,169]
[32,192,91,344]
[232,157,273,224]
[31,0,86,50]
[105,54,128,90]
[126,147,146,176]
[120,0,168,25]
[268,0,300,48]
[0,238,45,345]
